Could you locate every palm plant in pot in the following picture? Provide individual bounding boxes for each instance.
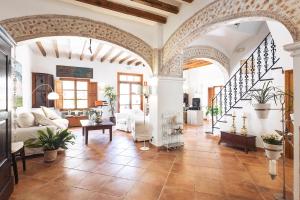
[104,86,117,123]
[25,128,75,162]
[249,81,275,119]
[261,133,283,160]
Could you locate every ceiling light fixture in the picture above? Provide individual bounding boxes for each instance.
[234,23,240,29]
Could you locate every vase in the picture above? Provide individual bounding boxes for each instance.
[44,149,58,162]
[254,103,270,119]
[263,142,282,160]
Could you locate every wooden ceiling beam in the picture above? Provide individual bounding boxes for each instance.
[135,61,142,66]
[36,41,46,57]
[75,0,167,24]
[182,0,193,3]
[101,47,114,62]
[91,43,103,61]
[80,40,88,60]
[110,50,124,63]
[130,0,179,14]
[53,40,59,58]
[127,58,138,65]
[119,55,131,64]
[183,59,212,70]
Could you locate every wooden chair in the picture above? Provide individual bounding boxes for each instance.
[11,142,26,184]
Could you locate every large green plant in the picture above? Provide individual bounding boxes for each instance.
[249,81,276,104]
[25,128,75,151]
[104,86,117,117]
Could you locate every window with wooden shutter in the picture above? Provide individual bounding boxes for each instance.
[88,82,98,107]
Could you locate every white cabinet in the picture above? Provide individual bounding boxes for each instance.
[187,110,203,125]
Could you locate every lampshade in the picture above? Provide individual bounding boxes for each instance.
[47,92,59,100]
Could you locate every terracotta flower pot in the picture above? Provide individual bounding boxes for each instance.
[254,103,271,119]
[263,142,282,160]
[44,149,58,162]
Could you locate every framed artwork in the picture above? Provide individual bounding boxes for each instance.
[56,65,93,78]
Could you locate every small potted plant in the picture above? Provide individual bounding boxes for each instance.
[261,133,283,160]
[249,81,275,119]
[25,128,75,162]
[104,86,117,123]
[205,106,221,119]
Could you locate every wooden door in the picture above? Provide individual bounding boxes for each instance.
[0,28,14,200]
[207,87,214,107]
[88,82,97,107]
[285,70,293,159]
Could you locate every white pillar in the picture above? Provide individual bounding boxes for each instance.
[284,42,300,200]
[149,76,183,146]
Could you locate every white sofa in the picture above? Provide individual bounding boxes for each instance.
[13,107,69,155]
[116,109,151,142]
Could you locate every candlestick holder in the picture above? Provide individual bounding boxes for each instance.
[241,115,247,135]
[231,115,236,133]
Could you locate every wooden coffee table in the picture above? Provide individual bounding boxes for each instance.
[80,120,114,145]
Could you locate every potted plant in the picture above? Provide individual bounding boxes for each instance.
[205,106,221,119]
[25,128,75,162]
[104,86,117,123]
[249,81,276,119]
[261,133,283,160]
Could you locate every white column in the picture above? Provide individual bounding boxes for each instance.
[284,42,300,200]
[149,76,183,146]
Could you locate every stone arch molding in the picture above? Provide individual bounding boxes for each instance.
[183,45,230,73]
[161,0,300,76]
[0,14,153,67]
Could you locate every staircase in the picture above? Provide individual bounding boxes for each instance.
[211,33,281,133]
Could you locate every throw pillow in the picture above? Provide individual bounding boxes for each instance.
[32,112,57,127]
[16,112,35,128]
[41,106,61,120]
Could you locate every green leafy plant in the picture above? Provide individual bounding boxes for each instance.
[25,128,75,151]
[249,81,276,104]
[104,86,117,117]
[261,133,283,145]
[205,106,221,116]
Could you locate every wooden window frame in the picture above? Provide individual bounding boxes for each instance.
[117,72,143,112]
[60,78,90,110]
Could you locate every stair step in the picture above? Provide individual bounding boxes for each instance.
[240,98,251,101]
[249,89,262,92]
[259,78,274,82]
[271,67,283,71]
[217,120,227,123]
[224,114,232,116]
[213,126,220,130]
[232,106,243,109]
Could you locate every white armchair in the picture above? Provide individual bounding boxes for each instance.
[115,111,134,132]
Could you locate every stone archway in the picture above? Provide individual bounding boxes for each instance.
[0,14,153,67]
[183,45,230,74]
[161,0,300,76]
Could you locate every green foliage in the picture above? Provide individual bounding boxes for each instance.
[104,86,117,116]
[25,128,75,151]
[261,133,283,145]
[249,81,276,104]
[205,106,221,116]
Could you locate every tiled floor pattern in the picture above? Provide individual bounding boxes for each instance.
[10,125,293,200]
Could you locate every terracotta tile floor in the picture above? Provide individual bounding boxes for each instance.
[10,125,293,200]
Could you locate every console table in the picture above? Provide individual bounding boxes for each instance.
[219,131,256,153]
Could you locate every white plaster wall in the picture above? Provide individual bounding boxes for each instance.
[162,0,213,44]
[0,0,161,48]
[15,45,152,117]
[150,76,183,146]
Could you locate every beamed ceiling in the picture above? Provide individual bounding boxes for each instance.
[183,59,212,70]
[29,36,146,67]
[60,0,194,24]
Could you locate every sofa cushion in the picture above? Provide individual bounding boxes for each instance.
[32,112,57,127]
[41,106,61,120]
[16,112,35,128]
[52,119,69,129]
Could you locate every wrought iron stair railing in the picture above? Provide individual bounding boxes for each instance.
[211,33,280,133]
